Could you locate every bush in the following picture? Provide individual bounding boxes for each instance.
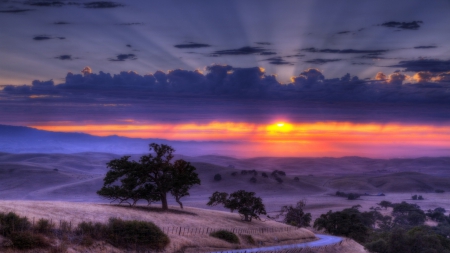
[241,170,248,175]
[214,173,222,181]
[250,177,257,183]
[412,194,418,200]
[347,193,361,200]
[365,238,388,253]
[35,218,54,234]
[10,231,50,250]
[418,195,424,200]
[210,230,239,244]
[241,234,255,245]
[76,221,106,240]
[0,212,31,236]
[275,177,283,184]
[231,172,238,176]
[294,177,299,181]
[261,172,268,178]
[105,218,170,250]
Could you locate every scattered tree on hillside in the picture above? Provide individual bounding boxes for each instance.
[97,143,201,210]
[392,201,426,226]
[269,201,312,228]
[313,206,370,242]
[207,190,266,222]
[378,200,392,210]
[214,173,222,181]
[261,172,268,178]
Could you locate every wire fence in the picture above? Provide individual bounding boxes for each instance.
[160,226,301,236]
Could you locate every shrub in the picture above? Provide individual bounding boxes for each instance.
[275,177,283,184]
[261,172,268,178]
[418,195,424,200]
[214,173,222,181]
[35,218,54,234]
[347,193,361,200]
[231,172,238,176]
[250,177,257,183]
[412,195,418,200]
[241,234,255,245]
[105,218,169,250]
[241,170,248,175]
[76,221,106,240]
[0,212,32,236]
[10,231,50,250]
[210,230,239,244]
[294,177,299,181]
[365,238,388,253]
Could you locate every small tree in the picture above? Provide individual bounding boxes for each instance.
[249,177,257,183]
[214,174,222,181]
[261,172,268,178]
[378,200,392,210]
[207,190,266,222]
[270,201,312,227]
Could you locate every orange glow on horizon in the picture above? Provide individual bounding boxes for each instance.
[29,121,450,157]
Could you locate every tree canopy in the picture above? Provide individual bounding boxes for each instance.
[269,201,312,228]
[97,143,201,210]
[207,190,266,222]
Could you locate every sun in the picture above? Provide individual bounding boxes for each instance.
[277,123,285,127]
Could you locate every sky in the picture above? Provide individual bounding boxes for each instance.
[1,0,450,157]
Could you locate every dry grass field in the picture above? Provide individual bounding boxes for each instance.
[0,201,316,253]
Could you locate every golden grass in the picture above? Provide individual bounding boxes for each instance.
[0,200,316,253]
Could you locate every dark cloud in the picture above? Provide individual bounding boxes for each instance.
[302,47,388,54]
[380,21,423,30]
[25,1,65,7]
[117,22,143,25]
[391,59,450,73]
[126,44,131,48]
[33,35,51,40]
[255,42,271,45]
[336,31,350,35]
[414,46,437,49]
[285,54,305,58]
[54,21,70,25]
[55,55,72,60]
[0,9,34,13]
[174,42,211,49]
[211,46,274,56]
[84,1,123,8]
[108,54,137,61]
[305,59,341,65]
[264,57,293,65]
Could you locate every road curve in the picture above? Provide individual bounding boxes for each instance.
[210,234,342,253]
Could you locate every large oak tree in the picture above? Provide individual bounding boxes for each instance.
[97,143,200,210]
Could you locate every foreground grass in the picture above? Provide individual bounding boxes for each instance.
[0,201,316,252]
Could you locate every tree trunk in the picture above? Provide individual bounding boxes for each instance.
[175,196,183,209]
[161,192,169,210]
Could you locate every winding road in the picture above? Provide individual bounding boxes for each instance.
[210,234,342,253]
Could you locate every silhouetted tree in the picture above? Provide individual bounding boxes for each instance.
[261,172,268,178]
[97,143,200,210]
[207,190,266,222]
[270,201,312,227]
[214,173,222,181]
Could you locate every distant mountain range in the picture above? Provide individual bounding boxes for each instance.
[0,125,236,155]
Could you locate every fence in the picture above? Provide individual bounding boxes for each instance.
[160,226,300,236]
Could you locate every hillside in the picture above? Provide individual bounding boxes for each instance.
[0,201,317,253]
